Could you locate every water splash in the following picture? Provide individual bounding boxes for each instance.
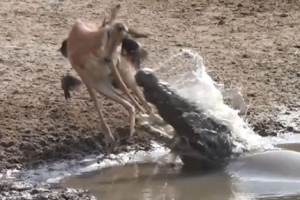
[152,49,274,153]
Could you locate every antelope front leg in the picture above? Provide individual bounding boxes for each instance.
[110,60,146,113]
[129,82,168,127]
[130,82,153,115]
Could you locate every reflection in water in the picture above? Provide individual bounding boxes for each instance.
[61,142,300,200]
[62,162,234,200]
[61,162,258,200]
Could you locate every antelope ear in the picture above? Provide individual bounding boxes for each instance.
[137,47,149,62]
[127,28,149,38]
[108,4,121,24]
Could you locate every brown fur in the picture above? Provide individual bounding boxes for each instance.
[59,36,148,67]
[59,36,149,98]
[59,4,153,144]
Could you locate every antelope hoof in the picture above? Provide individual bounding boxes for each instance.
[149,114,166,126]
[139,106,146,114]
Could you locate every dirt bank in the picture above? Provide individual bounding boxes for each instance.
[0,0,299,173]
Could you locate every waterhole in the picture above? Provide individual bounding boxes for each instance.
[60,50,300,200]
[60,137,300,200]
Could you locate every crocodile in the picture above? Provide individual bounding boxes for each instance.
[135,68,246,170]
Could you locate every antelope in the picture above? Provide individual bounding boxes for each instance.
[60,4,154,146]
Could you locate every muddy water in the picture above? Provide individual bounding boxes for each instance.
[61,141,300,200]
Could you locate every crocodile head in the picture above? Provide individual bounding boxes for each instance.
[135,68,159,88]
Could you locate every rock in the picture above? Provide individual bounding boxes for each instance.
[287,126,294,132]
[0,141,15,148]
[0,181,97,200]
[279,13,288,17]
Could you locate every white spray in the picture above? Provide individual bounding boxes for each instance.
[152,49,274,153]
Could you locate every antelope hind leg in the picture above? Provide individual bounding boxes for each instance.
[80,75,116,146]
[92,77,137,137]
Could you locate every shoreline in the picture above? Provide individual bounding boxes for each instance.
[0,130,299,200]
[0,107,299,199]
[1,104,297,174]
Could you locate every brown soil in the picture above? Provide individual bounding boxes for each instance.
[0,0,299,172]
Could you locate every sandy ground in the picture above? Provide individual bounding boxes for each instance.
[0,0,300,174]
